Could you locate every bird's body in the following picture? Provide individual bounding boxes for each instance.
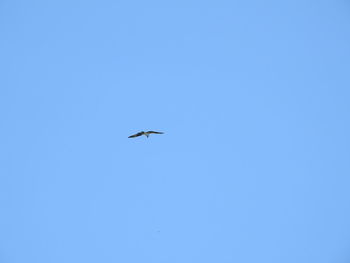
[128,131,164,138]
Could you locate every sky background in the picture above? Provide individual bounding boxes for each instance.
[1,0,350,262]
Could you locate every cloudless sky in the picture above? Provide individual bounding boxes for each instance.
[1,0,350,262]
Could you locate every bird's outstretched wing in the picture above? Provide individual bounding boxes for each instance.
[147,131,164,134]
[128,132,144,138]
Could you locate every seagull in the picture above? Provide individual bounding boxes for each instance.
[128,131,164,138]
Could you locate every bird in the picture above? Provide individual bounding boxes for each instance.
[128,131,164,138]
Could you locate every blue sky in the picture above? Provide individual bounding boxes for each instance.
[1,0,350,262]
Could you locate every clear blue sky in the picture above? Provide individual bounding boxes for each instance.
[1,0,350,262]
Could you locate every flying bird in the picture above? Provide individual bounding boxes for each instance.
[128,131,164,138]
